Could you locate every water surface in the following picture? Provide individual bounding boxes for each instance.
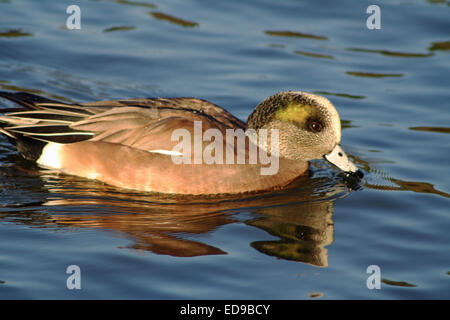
[0,0,449,299]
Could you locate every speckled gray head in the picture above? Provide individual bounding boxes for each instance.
[247,91,363,177]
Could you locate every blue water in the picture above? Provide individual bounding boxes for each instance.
[0,0,449,299]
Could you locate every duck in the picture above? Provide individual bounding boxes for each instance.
[0,90,363,195]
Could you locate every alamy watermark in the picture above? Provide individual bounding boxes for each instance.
[366,265,381,289]
[65,4,381,31]
[66,264,81,290]
[366,5,381,30]
[165,121,280,175]
[66,5,81,30]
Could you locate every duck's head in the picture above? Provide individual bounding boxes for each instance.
[247,91,363,178]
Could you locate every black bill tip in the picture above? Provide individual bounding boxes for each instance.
[341,169,364,190]
[354,169,364,179]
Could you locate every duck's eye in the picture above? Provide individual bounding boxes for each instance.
[308,120,323,133]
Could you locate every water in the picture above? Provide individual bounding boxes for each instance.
[0,0,449,299]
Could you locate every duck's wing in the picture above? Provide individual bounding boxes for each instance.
[0,92,246,153]
[72,97,246,151]
[81,97,245,130]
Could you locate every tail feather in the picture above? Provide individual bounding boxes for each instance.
[0,91,62,110]
[0,91,93,160]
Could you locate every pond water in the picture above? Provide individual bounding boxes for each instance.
[0,0,449,299]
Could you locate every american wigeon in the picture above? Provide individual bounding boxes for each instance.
[0,91,362,195]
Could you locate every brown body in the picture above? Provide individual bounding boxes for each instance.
[59,141,307,194]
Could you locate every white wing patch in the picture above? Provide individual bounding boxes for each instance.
[149,149,183,156]
[37,142,63,169]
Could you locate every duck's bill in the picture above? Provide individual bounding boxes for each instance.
[324,144,363,178]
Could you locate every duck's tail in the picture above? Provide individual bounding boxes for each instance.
[0,91,92,161]
[0,91,63,110]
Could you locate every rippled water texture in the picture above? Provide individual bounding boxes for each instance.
[0,0,449,299]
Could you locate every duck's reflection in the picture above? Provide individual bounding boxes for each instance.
[27,169,349,267]
[248,200,334,267]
